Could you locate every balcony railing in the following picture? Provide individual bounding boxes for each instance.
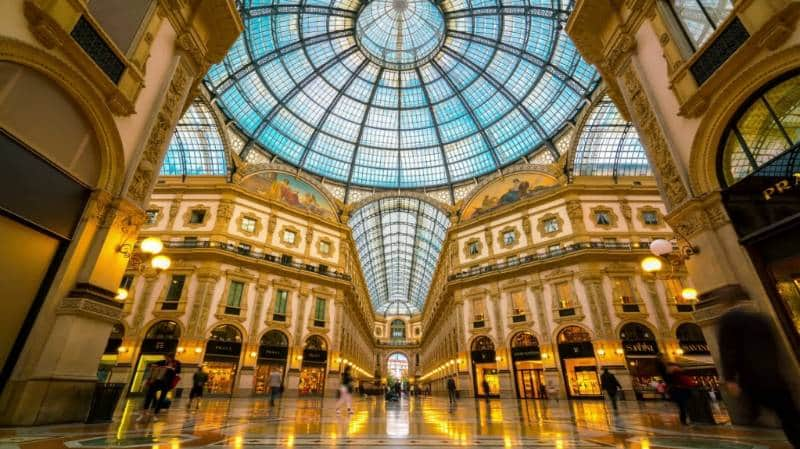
[449,241,651,281]
[162,240,351,281]
[376,339,419,346]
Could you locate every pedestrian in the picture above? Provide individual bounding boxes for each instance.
[447,376,457,404]
[718,307,800,448]
[656,353,693,425]
[268,369,283,406]
[137,352,181,422]
[482,378,491,400]
[600,368,622,410]
[335,366,353,414]
[394,381,402,398]
[186,364,208,411]
[539,382,548,399]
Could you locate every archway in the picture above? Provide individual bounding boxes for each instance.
[470,336,498,398]
[510,332,544,399]
[387,352,409,391]
[299,335,328,396]
[676,323,720,392]
[556,325,600,398]
[254,330,289,395]
[204,324,243,395]
[390,319,406,340]
[131,321,181,393]
[619,322,659,400]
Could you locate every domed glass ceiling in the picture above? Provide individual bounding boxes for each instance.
[205,0,599,189]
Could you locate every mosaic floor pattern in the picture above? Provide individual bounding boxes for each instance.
[0,396,793,449]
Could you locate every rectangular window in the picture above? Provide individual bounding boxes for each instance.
[548,244,561,254]
[668,0,734,50]
[468,241,480,256]
[241,216,257,233]
[643,211,659,225]
[555,281,572,308]
[473,298,486,322]
[280,254,293,265]
[319,240,331,255]
[664,278,685,302]
[503,231,515,246]
[163,275,185,310]
[511,291,526,315]
[238,243,251,254]
[603,237,618,245]
[613,278,636,304]
[283,230,296,244]
[544,218,559,233]
[274,289,288,320]
[145,209,159,225]
[595,211,610,225]
[314,298,326,325]
[119,274,134,290]
[189,209,206,224]
[225,281,244,314]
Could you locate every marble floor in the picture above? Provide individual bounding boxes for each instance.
[0,396,793,449]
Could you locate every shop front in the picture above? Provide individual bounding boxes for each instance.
[299,335,327,397]
[619,323,660,400]
[254,330,289,395]
[676,323,720,392]
[557,326,600,398]
[718,73,800,361]
[470,336,499,398]
[130,321,180,394]
[510,332,544,399]
[203,325,243,396]
[97,323,124,383]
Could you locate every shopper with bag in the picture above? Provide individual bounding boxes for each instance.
[137,352,181,422]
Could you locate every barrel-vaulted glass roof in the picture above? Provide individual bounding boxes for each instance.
[161,100,228,176]
[349,197,450,315]
[205,0,599,189]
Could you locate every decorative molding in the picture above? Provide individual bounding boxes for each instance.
[497,226,520,249]
[589,205,618,228]
[316,237,335,258]
[237,211,263,236]
[537,212,564,238]
[463,238,483,260]
[636,205,663,229]
[279,224,302,249]
[182,204,211,228]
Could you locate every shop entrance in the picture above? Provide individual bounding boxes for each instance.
[387,352,409,391]
[470,336,499,397]
[254,330,289,395]
[299,335,328,397]
[676,323,720,392]
[131,321,180,394]
[619,323,660,400]
[97,323,124,383]
[557,326,600,398]
[203,325,243,396]
[510,332,544,399]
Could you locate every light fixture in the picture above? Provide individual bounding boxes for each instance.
[177,346,185,353]
[297,355,303,361]
[675,348,685,356]
[151,254,171,271]
[641,256,663,273]
[115,288,129,301]
[117,346,127,353]
[615,348,625,355]
[194,347,202,354]
[541,353,549,360]
[681,287,698,301]
[649,239,673,256]
[140,237,164,255]
[495,356,502,362]
[597,348,606,356]
[250,351,257,358]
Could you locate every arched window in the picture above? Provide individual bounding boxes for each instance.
[573,96,652,178]
[676,323,706,343]
[664,0,734,51]
[145,320,180,340]
[387,353,409,380]
[511,332,539,348]
[390,319,406,339]
[718,73,800,186]
[619,323,654,341]
[557,325,591,343]
[471,336,495,351]
[260,330,288,347]
[209,324,242,343]
[110,323,125,339]
[161,99,228,176]
[305,335,327,351]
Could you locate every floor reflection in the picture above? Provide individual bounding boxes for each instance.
[0,396,792,448]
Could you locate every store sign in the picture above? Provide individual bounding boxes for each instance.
[679,341,711,355]
[141,338,178,354]
[471,349,496,364]
[259,346,289,360]
[511,346,541,361]
[206,341,242,357]
[622,340,658,356]
[558,342,594,359]
[303,349,328,364]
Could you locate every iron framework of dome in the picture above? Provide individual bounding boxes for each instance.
[205,0,599,189]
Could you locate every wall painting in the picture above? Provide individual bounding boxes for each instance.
[462,173,558,220]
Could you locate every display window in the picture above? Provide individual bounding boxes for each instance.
[299,365,326,396]
[566,364,601,397]
[514,362,545,399]
[557,326,599,398]
[130,354,169,393]
[205,361,238,395]
[96,354,117,384]
[254,363,285,395]
[473,366,500,396]
[619,323,660,399]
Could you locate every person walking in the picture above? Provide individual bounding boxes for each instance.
[138,352,181,422]
[447,377,457,404]
[268,369,283,406]
[600,368,622,410]
[718,307,800,448]
[186,365,208,411]
[656,353,693,425]
[482,378,491,401]
[335,366,354,414]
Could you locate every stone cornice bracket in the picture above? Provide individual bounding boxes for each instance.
[664,191,730,241]
[57,283,123,323]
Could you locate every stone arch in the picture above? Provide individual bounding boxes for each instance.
[469,335,496,351]
[689,44,800,195]
[207,323,245,342]
[0,37,124,194]
[508,330,541,349]
[614,320,657,341]
[259,329,290,347]
[553,323,593,343]
[347,190,452,217]
[143,319,184,340]
[304,334,329,351]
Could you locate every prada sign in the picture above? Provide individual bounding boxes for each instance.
[622,340,658,356]
[258,346,289,360]
[511,346,541,361]
[303,349,328,364]
[206,341,242,357]
[558,342,594,359]
[141,338,178,354]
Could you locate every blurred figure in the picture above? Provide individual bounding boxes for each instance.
[600,368,622,410]
[186,365,208,411]
[335,366,354,414]
[268,369,283,406]
[539,381,548,400]
[447,376,457,404]
[137,352,181,422]
[718,307,800,448]
[656,353,694,425]
[482,378,491,401]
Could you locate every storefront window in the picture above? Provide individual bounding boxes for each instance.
[557,326,599,398]
[255,331,289,395]
[511,332,543,398]
[620,323,660,399]
[300,335,328,396]
[204,325,243,395]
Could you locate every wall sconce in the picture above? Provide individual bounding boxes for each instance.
[495,356,503,362]
[177,346,185,354]
[615,348,624,356]
[541,353,549,360]
[681,288,698,301]
[336,357,342,363]
[250,351,257,358]
[194,347,203,354]
[675,348,685,356]
[117,346,127,353]
[296,355,303,361]
[151,254,171,271]
[596,348,606,357]
[118,237,171,273]
[115,288,129,301]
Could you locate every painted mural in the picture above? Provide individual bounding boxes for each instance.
[241,172,336,219]
[462,173,558,220]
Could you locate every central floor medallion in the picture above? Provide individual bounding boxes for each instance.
[356,0,445,69]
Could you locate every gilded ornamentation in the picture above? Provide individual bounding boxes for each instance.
[589,205,618,228]
[237,212,263,236]
[182,204,212,228]
[636,205,664,229]
[537,212,564,238]
[279,224,302,249]
[463,238,483,260]
[497,226,520,249]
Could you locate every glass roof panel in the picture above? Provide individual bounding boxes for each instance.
[207,0,598,188]
[349,197,450,315]
[573,96,652,177]
[161,100,228,176]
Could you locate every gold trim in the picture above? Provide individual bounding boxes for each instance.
[537,213,564,237]
[238,212,263,236]
[183,205,211,228]
[637,206,663,229]
[316,237,335,258]
[498,226,520,249]
[142,205,164,228]
[463,238,483,259]
[589,206,618,228]
[279,225,302,249]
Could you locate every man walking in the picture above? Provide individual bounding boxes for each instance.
[447,376,457,404]
[268,369,283,406]
[600,368,622,411]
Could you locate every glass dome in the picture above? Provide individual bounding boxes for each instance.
[206,0,598,189]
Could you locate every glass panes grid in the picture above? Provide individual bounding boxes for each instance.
[349,196,450,315]
[205,0,599,188]
[669,0,734,50]
[573,96,652,177]
[161,100,228,176]
[720,74,800,186]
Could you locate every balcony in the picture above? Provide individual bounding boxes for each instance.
[376,339,419,347]
[161,240,351,281]
[449,241,651,281]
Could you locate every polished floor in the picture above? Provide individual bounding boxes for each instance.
[0,395,793,449]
